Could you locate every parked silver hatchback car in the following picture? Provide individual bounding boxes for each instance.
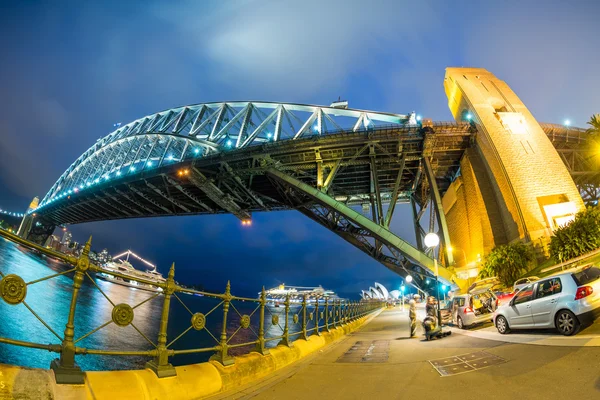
[449,287,498,329]
[494,266,600,336]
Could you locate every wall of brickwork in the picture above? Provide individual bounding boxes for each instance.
[443,68,584,256]
[443,148,505,271]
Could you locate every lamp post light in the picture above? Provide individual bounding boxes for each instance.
[424,232,443,326]
[400,284,406,309]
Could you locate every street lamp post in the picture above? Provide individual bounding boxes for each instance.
[400,283,406,309]
[424,232,443,327]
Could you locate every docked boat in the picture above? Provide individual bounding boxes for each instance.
[96,250,165,293]
[261,284,340,305]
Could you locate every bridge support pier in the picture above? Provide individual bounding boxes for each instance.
[443,68,585,273]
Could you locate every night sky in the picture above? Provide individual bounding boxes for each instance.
[1,1,599,298]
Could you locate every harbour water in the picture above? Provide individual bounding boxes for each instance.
[0,238,313,371]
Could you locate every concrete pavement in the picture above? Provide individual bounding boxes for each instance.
[210,308,600,399]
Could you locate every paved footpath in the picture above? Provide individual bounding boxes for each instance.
[210,308,600,400]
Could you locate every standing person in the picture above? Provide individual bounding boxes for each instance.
[409,296,417,337]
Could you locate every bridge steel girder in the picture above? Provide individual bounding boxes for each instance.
[265,167,456,285]
[188,167,251,221]
[422,156,454,266]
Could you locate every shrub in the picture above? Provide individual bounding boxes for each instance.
[549,207,600,263]
[478,242,534,287]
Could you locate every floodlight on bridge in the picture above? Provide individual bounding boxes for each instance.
[424,232,440,248]
[405,275,413,283]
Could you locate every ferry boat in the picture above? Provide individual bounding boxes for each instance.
[261,284,340,305]
[96,250,165,293]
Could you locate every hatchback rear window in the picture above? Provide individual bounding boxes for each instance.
[571,266,600,286]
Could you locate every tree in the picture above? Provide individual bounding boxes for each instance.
[586,114,600,136]
[549,207,600,263]
[478,242,534,287]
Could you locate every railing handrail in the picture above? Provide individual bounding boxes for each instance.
[0,229,384,384]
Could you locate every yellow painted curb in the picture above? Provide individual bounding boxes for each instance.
[0,312,379,400]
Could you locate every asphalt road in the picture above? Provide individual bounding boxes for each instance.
[210,309,600,400]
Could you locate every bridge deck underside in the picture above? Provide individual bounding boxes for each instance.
[38,124,473,226]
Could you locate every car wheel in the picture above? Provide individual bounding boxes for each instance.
[496,315,510,334]
[555,310,580,336]
[457,316,465,329]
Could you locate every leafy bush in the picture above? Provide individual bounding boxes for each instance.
[478,242,534,287]
[549,207,600,263]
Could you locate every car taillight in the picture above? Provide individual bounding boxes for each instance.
[575,286,594,300]
[464,307,473,314]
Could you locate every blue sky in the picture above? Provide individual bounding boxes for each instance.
[1,0,599,297]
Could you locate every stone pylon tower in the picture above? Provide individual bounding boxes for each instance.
[442,68,584,275]
[16,197,39,239]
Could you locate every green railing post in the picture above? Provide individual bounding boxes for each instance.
[50,236,92,384]
[314,297,321,336]
[254,287,269,355]
[146,263,177,377]
[344,301,350,324]
[324,297,330,332]
[278,293,291,347]
[333,299,338,329]
[211,281,234,366]
[301,294,308,341]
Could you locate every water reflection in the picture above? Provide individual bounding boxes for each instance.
[0,239,314,371]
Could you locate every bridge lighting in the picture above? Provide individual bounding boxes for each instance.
[406,275,413,283]
[416,115,422,121]
[86,182,91,187]
[400,285,405,292]
[116,171,121,176]
[147,161,153,167]
[226,139,233,147]
[424,232,440,248]
[564,119,571,126]
[266,132,273,139]
[194,148,200,154]
[466,113,473,121]
[94,178,99,183]
[241,219,252,226]
[167,155,174,161]
[130,166,135,172]
[441,285,447,291]
[79,185,84,190]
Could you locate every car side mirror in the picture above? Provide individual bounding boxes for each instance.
[509,297,515,307]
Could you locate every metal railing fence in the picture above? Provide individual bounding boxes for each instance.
[0,228,383,384]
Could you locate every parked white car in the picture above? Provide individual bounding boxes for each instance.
[494,266,600,336]
[513,276,540,293]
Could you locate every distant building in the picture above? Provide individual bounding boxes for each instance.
[45,235,61,251]
[97,249,110,264]
[61,231,72,245]
[16,197,39,239]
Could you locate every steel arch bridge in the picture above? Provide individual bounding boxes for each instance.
[27,101,596,289]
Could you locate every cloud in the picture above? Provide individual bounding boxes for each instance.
[151,0,442,100]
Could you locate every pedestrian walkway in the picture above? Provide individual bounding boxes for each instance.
[209,308,600,399]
